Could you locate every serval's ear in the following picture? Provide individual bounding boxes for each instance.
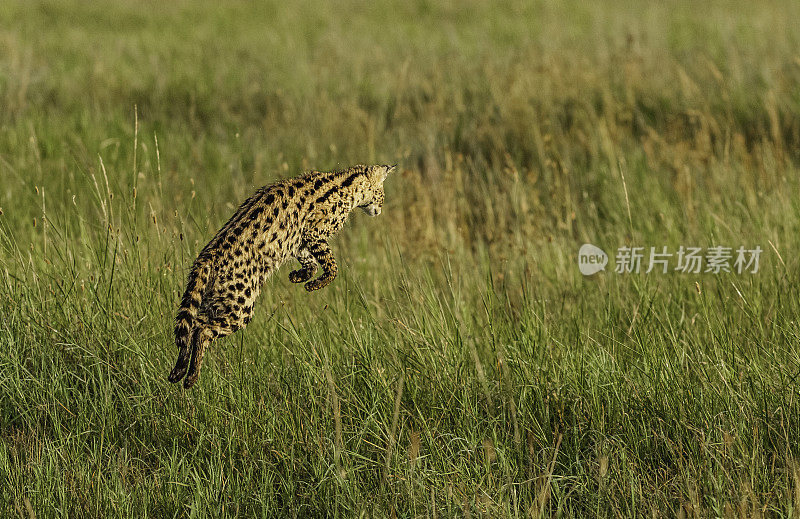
[379,164,396,182]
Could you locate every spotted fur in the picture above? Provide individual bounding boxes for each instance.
[168,164,395,388]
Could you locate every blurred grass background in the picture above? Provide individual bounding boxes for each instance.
[1,0,799,516]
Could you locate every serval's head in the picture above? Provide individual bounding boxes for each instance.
[358,164,395,216]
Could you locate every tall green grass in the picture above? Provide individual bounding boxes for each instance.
[1,0,799,516]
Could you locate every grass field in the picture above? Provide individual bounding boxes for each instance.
[1,0,800,516]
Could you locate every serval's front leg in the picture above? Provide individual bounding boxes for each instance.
[303,240,338,292]
[289,247,318,283]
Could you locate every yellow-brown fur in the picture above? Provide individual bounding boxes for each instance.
[168,164,395,388]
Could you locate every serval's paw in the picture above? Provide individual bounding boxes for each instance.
[289,267,316,283]
[304,277,332,292]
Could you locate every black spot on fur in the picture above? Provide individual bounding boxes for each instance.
[341,172,359,189]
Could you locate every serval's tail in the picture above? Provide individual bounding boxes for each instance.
[167,258,212,384]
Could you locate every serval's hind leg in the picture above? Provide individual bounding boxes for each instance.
[182,310,248,389]
[168,345,192,384]
[168,328,194,384]
[183,326,214,389]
